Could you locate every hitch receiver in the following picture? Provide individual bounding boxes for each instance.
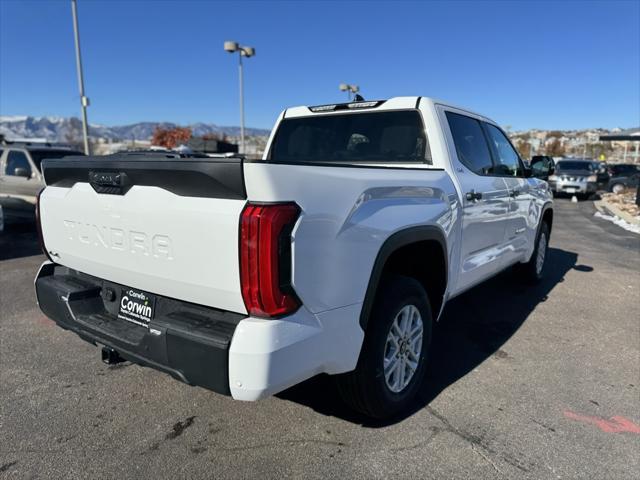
[101,347,125,365]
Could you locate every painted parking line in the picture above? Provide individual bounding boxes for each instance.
[564,410,640,434]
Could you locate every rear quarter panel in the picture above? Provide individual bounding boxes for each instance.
[244,162,460,314]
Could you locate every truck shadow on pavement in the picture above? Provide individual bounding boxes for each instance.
[279,247,591,427]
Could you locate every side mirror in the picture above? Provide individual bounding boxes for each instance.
[14,167,31,178]
[530,158,554,180]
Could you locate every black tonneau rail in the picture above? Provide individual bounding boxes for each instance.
[41,153,246,199]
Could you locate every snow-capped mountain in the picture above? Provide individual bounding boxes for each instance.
[0,115,270,142]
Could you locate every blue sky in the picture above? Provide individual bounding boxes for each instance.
[1,0,638,130]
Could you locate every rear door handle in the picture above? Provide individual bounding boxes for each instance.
[465,190,483,202]
[510,189,520,198]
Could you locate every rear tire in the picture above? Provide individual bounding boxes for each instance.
[335,275,432,419]
[517,222,550,283]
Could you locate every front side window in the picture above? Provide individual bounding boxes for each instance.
[484,124,522,177]
[270,110,431,164]
[5,151,32,176]
[445,111,493,175]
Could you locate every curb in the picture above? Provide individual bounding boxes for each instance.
[594,199,640,226]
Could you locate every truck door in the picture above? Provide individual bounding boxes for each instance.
[1,150,39,216]
[442,110,511,293]
[482,123,534,266]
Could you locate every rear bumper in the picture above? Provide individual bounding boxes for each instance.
[35,262,243,395]
[35,263,365,401]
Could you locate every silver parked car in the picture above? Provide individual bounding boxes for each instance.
[0,143,84,220]
[547,159,599,199]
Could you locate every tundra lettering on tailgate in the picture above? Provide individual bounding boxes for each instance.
[62,220,173,259]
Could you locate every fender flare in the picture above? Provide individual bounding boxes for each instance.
[538,201,554,235]
[525,201,553,264]
[359,225,448,330]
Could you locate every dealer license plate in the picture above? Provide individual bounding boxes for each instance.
[118,288,156,327]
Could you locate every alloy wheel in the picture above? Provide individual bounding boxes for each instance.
[383,304,423,393]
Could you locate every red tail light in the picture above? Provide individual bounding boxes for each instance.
[240,202,301,318]
[36,188,54,262]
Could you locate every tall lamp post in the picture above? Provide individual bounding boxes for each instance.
[71,0,90,155]
[224,41,255,154]
[339,83,359,101]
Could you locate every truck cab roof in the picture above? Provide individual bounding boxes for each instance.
[284,96,493,124]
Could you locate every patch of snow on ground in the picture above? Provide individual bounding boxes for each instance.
[594,211,640,234]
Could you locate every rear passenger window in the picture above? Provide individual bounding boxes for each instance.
[445,112,493,175]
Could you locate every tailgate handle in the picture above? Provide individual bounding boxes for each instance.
[89,171,130,195]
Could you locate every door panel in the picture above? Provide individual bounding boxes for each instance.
[482,123,535,265]
[440,110,511,294]
[502,176,534,263]
[457,174,510,291]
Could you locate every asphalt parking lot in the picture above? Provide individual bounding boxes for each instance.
[1,199,639,479]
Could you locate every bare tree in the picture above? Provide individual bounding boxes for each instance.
[516,139,532,160]
[546,138,565,157]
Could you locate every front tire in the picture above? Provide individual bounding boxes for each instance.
[517,222,550,283]
[335,275,432,419]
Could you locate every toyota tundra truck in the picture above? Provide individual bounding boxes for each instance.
[34,97,554,418]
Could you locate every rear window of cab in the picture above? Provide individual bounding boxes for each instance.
[269,110,432,165]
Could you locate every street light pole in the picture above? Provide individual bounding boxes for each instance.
[238,52,245,155]
[224,41,255,155]
[71,0,90,155]
[339,83,359,101]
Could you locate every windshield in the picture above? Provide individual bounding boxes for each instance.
[270,110,431,164]
[556,161,594,172]
[29,150,84,172]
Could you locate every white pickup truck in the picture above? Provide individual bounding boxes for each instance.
[35,97,554,418]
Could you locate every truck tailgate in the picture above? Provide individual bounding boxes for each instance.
[38,156,247,314]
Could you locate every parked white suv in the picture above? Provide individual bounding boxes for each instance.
[34,97,553,418]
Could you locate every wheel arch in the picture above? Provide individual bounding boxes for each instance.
[359,225,448,330]
[541,202,554,233]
